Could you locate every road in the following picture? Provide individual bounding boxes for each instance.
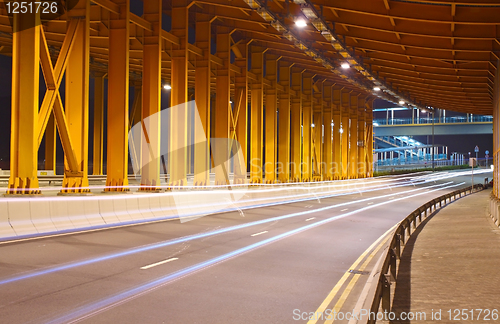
[0,170,491,324]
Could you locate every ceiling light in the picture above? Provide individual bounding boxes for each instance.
[163,84,171,90]
[311,123,315,128]
[341,63,350,69]
[399,100,405,105]
[373,87,381,91]
[295,19,307,28]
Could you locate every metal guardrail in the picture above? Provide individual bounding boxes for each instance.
[365,183,484,324]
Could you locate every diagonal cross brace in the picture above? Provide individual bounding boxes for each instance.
[37,20,80,173]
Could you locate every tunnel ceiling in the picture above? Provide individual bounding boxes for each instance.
[1,0,499,114]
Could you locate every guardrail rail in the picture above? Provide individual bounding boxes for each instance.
[362,183,484,324]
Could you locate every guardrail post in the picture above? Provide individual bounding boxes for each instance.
[395,234,401,258]
[389,249,397,282]
[381,274,391,312]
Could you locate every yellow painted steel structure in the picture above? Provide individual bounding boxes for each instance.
[3,0,383,194]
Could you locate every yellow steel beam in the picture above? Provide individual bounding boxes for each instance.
[92,74,105,175]
[323,84,333,181]
[357,97,367,178]
[129,85,142,177]
[278,62,292,183]
[264,55,279,183]
[194,14,212,186]
[233,42,249,184]
[7,11,41,195]
[61,2,91,194]
[44,114,56,173]
[332,89,342,180]
[105,0,130,191]
[214,27,231,185]
[349,95,359,179]
[250,46,265,183]
[366,99,374,177]
[302,75,313,182]
[37,19,79,146]
[341,91,350,179]
[169,0,189,186]
[312,81,324,181]
[290,67,303,182]
[140,0,162,191]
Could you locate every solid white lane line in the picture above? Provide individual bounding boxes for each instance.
[341,208,348,212]
[140,258,178,270]
[305,217,315,221]
[251,231,268,237]
[367,202,373,205]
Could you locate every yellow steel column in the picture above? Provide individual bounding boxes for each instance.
[495,60,500,197]
[8,11,41,194]
[194,14,212,186]
[140,0,162,191]
[290,68,303,182]
[214,28,231,185]
[278,62,292,183]
[302,75,313,182]
[332,89,341,180]
[233,42,248,184]
[170,0,189,187]
[349,95,358,179]
[250,46,265,183]
[312,81,324,181]
[92,74,105,175]
[357,98,366,178]
[106,0,130,191]
[323,84,333,181]
[129,85,142,177]
[44,115,56,173]
[264,56,279,183]
[61,1,91,194]
[366,99,374,177]
[341,92,350,179]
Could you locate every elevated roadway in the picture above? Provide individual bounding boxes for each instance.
[0,170,491,323]
[374,122,492,137]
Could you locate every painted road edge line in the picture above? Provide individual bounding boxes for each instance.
[251,231,268,237]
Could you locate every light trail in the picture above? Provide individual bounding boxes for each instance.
[44,181,465,324]
[1,177,425,243]
[0,180,452,286]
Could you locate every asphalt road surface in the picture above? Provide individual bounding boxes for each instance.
[0,170,491,324]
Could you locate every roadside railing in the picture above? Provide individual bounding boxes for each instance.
[362,183,484,324]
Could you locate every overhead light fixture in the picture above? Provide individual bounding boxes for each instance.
[399,100,405,105]
[230,100,233,104]
[373,87,381,91]
[311,123,315,128]
[295,18,307,28]
[341,63,350,69]
[331,122,334,126]
[339,128,344,133]
[163,84,171,90]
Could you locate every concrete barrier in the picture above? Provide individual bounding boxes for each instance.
[98,199,120,224]
[0,178,405,241]
[0,200,16,237]
[30,200,57,233]
[8,199,38,235]
[83,199,105,226]
[50,199,75,231]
